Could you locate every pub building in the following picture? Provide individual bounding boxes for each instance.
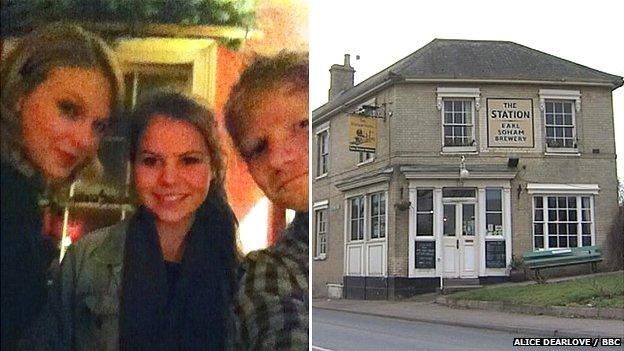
[311,39,623,299]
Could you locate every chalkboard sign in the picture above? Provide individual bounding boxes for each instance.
[486,241,506,268]
[415,241,436,269]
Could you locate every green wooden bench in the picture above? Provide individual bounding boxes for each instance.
[522,246,602,281]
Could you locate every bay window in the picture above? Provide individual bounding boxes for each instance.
[370,192,386,239]
[349,196,365,241]
[348,192,387,241]
[533,195,594,249]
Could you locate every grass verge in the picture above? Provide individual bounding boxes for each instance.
[450,272,624,308]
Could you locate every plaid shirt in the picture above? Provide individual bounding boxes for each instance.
[231,212,309,350]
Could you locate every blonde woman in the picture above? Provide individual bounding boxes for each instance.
[0,23,124,349]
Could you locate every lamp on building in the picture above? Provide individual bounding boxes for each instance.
[459,156,469,178]
[458,156,469,186]
[355,102,390,121]
[507,157,519,168]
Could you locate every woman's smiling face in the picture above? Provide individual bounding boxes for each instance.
[20,66,112,181]
[134,115,212,224]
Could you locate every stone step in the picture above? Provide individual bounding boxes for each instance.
[443,278,480,287]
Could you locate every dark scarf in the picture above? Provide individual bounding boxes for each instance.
[119,195,237,351]
[1,161,52,350]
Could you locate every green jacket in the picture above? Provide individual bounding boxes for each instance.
[54,220,128,351]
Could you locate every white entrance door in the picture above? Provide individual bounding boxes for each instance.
[442,202,477,278]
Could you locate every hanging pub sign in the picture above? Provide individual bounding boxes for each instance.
[487,98,534,148]
[348,114,377,152]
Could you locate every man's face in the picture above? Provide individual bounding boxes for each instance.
[238,85,309,212]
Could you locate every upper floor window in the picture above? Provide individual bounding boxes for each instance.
[544,100,576,149]
[358,151,374,164]
[443,99,475,147]
[436,87,480,153]
[539,89,581,153]
[316,129,329,177]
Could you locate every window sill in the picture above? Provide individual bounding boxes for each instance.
[315,173,328,180]
[313,254,327,261]
[441,146,478,154]
[544,149,580,156]
[347,239,365,244]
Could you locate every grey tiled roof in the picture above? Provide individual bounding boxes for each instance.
[314,39,623,119]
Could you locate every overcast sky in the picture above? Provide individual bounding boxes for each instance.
[310,0,624,181]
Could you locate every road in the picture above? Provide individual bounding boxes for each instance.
[312,308,615,351]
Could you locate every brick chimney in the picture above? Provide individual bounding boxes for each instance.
[328,54,355,101]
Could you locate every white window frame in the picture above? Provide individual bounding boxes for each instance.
[116,38,217,106]
[532,195,595,250]
[346,191,389,242]
[315,124,330,178]
[414,188,435,239]
[527,183,598,251]
[543,100,577,151]
[442,99,475,149]
[436,87,480,153]
[485,188,504,238]
[314,201,329,260]
[358,151,375,165]
[539,89,581,154]
[348,195,365,242]
[344,186,389,277]
[369,191,387,240]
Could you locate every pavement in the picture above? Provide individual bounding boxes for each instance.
[313,272,624,339]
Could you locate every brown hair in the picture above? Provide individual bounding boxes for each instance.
[129,92,228,205]
[224,51,308,153]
